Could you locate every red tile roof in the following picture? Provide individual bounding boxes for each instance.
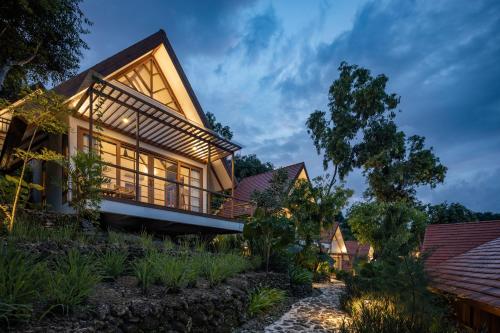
[345,240,359,256]
[233,162,306,202]
[428,237,500,314]
[422,220,500,268]
[53,29,209,127]
[345,240,372,258]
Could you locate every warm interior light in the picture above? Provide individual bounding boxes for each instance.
[122,118,129,124]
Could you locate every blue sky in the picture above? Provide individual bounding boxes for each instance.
[79,0,500,212]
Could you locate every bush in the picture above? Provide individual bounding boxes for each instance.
[97,250,127,280]
[46,249,100,314]
[0,246,45,324]
[289,266,313,286]
[154,254,191,290]
[248,288,286,317]
[201,253,251,285]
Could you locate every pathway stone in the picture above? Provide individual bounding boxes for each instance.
[265,280,347,333]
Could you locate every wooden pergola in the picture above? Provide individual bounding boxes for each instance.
[78,76,241,208]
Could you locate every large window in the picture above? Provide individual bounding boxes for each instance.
[80,129,202,212]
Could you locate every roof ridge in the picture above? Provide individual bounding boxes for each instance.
[427,220,500,228]
[239,162,304,181]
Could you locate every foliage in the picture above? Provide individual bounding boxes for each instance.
[289,266,313,286]
[97,250,127,280]
[348,201,427,257]
[5,90,71,231]
[0,245,45,324]
[67,150,109,226]
[133,257,156,293]
[306,62,446,203]
[46,249,100,314]
[0,0,91,95]
[426,201,500,224]
[201,253,252,286]
[152,252,191,290]
[248,288,286,317]
[211,234,244,253]
[138,230,156,253]
[206,111,233,140]
[234,154,274,181]
[107,229,129,246]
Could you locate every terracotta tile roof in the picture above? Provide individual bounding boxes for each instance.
[53,29,209,127]
[345,240,371,258]
[320,223,339,243]
[428,237,500,313]
[422,220,500,268]
[233,162,306,202]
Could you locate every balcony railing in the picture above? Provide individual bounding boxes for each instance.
[93,162,254,221]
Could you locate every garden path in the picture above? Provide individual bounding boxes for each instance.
[264,280,348,333]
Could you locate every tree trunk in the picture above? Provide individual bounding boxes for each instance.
[0,62,13,92]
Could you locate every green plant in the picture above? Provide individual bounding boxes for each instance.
[163,236,175,251]
[6,90,71,231]
[139,230,155,252]
[67,150,110,226]
[154,255,189,290]
[0,245,45,324]
[133,256,155,292]
[201,253,251,286]
[9,213,80,244]
[46,249,100,314]
[97,250,127,280]
[289,266,313,286]
[248,288,286,317]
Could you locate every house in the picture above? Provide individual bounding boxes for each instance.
[343,240,373,271]
[0,30,254,235]
[320,223,349,270]
[227,162,310,217]
[422,220,500,331]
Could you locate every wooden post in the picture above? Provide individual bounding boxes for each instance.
[135,110,140,201]
[231,152,235,218]
[207,143,211,214]
[88,88,93,152]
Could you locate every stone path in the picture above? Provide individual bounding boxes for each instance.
[265,280,348,332]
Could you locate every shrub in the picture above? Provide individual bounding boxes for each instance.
[0,245,45,324]
[139,230,155,252]
[201,253,251,285]
[108,230,128,246]
[46,249,100,314]
[248,288,286,317]
[97,250,127,280]
[249,255,262,271]
[133,257,156,292]
[289,266,313,286]
[163,237,175,251]
[154,255,190,290]
[9,214,80,244]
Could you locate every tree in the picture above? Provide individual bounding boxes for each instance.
[243,168,293,272]
[426,202,500,224]
[348,201,427,257]
[67,150,109,226]
[0,0,91,94]
[5,90,71,231]
[206,111,233,140]
[234,154,274,181]
[306,62,446,203]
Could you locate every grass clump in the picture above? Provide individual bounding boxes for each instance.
[248,288,286,317]
[107,229,129,246]
[133,255,156,292]
[201,253,251,286]
[46,249,100,314]
[289,266,313,285]
[138,230,155,252]
[0,245,45,324]
[97,250,127,280]
[9,216,80,244]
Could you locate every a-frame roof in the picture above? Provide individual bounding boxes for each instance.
[53,29,210,128]
[233,162,309,202]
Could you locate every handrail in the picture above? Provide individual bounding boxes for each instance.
[96,161,255,219]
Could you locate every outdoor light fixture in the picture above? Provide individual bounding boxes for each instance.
[122,118,129,124]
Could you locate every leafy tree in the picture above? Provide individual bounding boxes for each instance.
[426,202,476,224]
[206,111,233,140]
[348,201,427,258]
[475,211,500,221]
[5,90,71,231]
[66,150,109,226]
[234,154,274,181]
[243,169,293,272]
[306,62,446,203]
[336,212,355,241]
[0,0,91,95]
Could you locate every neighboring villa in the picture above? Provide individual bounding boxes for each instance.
[320,223,349,270]
[0,30,254,235]
[422,220,500,332]
[343,240,373,271]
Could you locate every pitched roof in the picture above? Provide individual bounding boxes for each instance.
[53,29,209,127]
[345,240,372,258]
[233,162,307,202]
[421,220,500,268]
[428,237,500,314]
[320,223,339,243]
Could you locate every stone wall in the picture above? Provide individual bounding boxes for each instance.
[18,272,290,333]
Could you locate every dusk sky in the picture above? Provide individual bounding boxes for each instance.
[79,0,500,212]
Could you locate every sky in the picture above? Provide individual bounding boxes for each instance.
[78,0,500,212]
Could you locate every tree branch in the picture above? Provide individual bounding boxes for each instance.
[15,41,42,66]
